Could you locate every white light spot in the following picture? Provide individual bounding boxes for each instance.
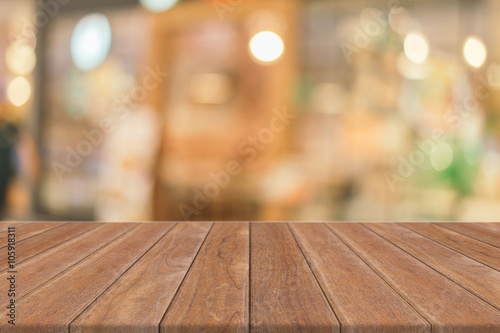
[71,13,112,71]
[404,31,429,64]
[463,36,487,68]
[249,31,284,64]
[140,0,178,12]
[7,77,31,107]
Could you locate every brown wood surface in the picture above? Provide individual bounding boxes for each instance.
[161,223,249,333]
[0,222,61,247]
[402,223,500,271]
[0,222,25,233]
[327,223,500,333]
[289,223,429,333]
[0,223,137,308]
[437,223,500,248]
[0,222,499,332]
[0,222,100,269]
[1,223,175,333]
[365,223,500,310]
[72,222,211,333]
[475,223,500,233]
[251,223,340,333]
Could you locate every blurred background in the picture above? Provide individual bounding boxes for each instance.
[1,0,500,222]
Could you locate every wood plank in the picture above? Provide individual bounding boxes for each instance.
[0,222,101,270]
[71,222,212,333]
[327,223,500,333]
[365,223,500,310]
[0,222,26,233]
[402,223,500,271]
[437,223,500,248]
[161,223,249,333]
[251,223,339,333]
[289,223,429,333]
[0,222,61,247]
[0,223,137,308]
[0,223,176,333]
[476,223,500,233]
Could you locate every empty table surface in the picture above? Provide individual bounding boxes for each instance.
[0,222,499,332]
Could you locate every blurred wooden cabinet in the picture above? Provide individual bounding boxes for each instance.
[147,0,298,220]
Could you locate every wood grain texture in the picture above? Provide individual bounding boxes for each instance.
[402,223,500,271]
[437,223,500,248]
[0,222,61,247]
[0,222,498,332]
[251,223,339,333]
[0,223,175,333]
[0,222,101,269]
[475,223,500,233]
[161,223,249,333]
[0,223,137,308]
[71,222,211,333]
[289,223,429,333]
[0,222,25,233]
[327,223,500,333]
[365,223,500,310]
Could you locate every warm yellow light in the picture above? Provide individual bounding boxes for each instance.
[7,77,31,107]
[189,73,232,105]
[6,42,36,75]
[404,32,429,64]
[249,31,284,64]
[463,36,487,68]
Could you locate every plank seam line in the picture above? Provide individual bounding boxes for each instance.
[434,223,500,250]
[361,223,500,313]
[158,222,215,333]
[9,223,142,308]
[286,223,342,331]
[397,223,500,273]
[323,223,433,331]
[249,222,252,333]
[0,222,69,251]
[0,223,104,273]
[68,222,179,332]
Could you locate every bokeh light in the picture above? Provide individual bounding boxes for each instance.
[6,42,36,75]
[71,13,112,71]
[404,32,429,64]
[431,142,453,171]
[7,77,31,107]
[139,0,178,12]
[463,36,486,68]
[189,73,233,105]
[249,31,284,64]
[396,52,429,80]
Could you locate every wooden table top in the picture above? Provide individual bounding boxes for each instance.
[1,222,499,332]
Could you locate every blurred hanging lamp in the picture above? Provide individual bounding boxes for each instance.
[140,0,178,12]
